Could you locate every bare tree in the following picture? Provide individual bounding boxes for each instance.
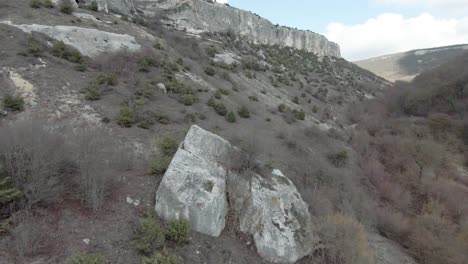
[72,126,112,212]
[11,210,46,258]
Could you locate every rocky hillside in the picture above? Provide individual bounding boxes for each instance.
[355,44,468,82]
[92,0,341,57]
[0,1,424,264]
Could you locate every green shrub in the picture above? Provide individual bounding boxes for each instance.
[51,41,83,64]
[166,219,190,244]
[88,1,98,11]
[85,88,101,101]
[204,66,215,76]
[137,119,154,130]
[69,49,83,63]
[30,0,42,8]
[178,94,199,106]
[327,151,348,168]
[2,95,25,112]
[312,105,318,113]
[117,105,134,127]
[159,137,178,157]
[219,88,230,96]
[226,111,236,123]
[139,58,159,72]
[213,102,227,116]
[59,0,73,14]
[293,109,305,120]
[66,253,104,264]
[156,114,170,125]
[207,97,216,107]
[248,95,258,102]
[278,104,286,113]
[176,57,184,66]
[43,0,54,8]
[153,42,163,50]
[0,175,23,207]
[51,41,67,57]
[292,96,299,104]
[75,64,87,72]
[149,155,171,175]
[26,36,42,55]
[205,46,217,58]
[141,252,180,264]
[214,90,222,99]
[135,211,166,255]
[95,74,118,86]
[238,106,250,118]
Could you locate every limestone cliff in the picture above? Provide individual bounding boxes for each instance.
[95,0,341,57]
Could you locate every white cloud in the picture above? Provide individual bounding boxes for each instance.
[373,0,468,17]
[215,0,229,4]
[325,13,468,61]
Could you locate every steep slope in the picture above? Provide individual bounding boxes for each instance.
[93,0,341,57]
[351,52,468,264]
[355,44,468,82]
[0,1,406,264]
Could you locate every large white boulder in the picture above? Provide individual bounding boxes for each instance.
[239,169,316,263]
[155,125,230,237]
[0,21,141,57]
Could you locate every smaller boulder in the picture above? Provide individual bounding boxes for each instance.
[157,83,167,94]
[238,169,317,264]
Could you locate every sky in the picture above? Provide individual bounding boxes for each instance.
[215,0,468,61]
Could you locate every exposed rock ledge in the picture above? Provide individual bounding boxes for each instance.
[155,125,316,263]
[0,21,141,57]
[94,0,340,57]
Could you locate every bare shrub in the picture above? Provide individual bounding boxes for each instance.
[73,127,112,211]
[222,136,262,174]
[11,211,46,257]
[0,120,68,208]
[92,48,158,78]
[409,209,466,264]
[315,213,374,264]
[375,207,410,241]
[110,142,136,171]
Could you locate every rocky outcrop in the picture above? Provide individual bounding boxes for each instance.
[94,0,340,57]
[155,125,317,263]
[0,21,141,57]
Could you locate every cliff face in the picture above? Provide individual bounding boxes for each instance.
[96,0,341,57]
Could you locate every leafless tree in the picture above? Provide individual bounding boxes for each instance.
[10,210,46,258]
[72,126,112,211]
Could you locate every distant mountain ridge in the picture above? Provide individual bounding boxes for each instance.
[355,44,468,82]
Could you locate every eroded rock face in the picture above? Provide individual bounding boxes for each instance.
[238,169,316,263]
[155,125,316,263]
[0,21,141,57]
[94,0,340,57]
[155,125,230,237]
